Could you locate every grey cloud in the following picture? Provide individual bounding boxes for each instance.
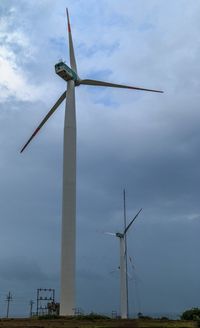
[0,257,47,282]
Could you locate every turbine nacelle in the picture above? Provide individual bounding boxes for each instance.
[116,232,124,238]
[55,61,80,84]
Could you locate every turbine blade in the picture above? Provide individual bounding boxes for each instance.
[66,8,77,73]
[20,91,66,153]
[129,255,135,270]
[109,268,120,274]
[79,79,163,93]
[126,270,133,280]
[124,208,142,235]
[104,232,116,236]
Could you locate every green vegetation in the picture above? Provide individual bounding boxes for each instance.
[181,308,200,321]
[38,313,110,321]
[38,314,60,319]
[74,313,110,320]
[136,319,196,327]
[0,317,197,328]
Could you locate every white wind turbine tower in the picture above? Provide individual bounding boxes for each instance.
[106,191,142,319]
[20,10,163,316]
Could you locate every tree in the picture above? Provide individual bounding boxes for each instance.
[181,308,200,320]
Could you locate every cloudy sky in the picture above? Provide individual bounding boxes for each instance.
[0,0,200,318]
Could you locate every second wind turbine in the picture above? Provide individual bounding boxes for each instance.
[106,191,142,319]
[20,9,163,316]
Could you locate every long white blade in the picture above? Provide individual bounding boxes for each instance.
[104,232,116,236]
[20,91,66,153]
[127,271,133,280]
[79,79,163,93]
[129,255,135,270]
[110,268,120,274]
[124,208,142,235]
[66,8,77,74]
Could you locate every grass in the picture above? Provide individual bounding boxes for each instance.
[0,317,197,328]
[136,319,197,327]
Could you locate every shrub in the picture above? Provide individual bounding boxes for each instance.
[138,315,153,320]
[38,314,60,320]
[77,313,110,320]
[160,316,169,321]
[181,308,200,320]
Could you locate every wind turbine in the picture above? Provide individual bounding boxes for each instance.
[106,191,142,319]
[20,9,163,316]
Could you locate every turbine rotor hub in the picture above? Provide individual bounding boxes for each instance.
[116,232,123,238]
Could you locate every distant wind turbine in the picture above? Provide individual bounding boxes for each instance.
[105,191,142,319]
[20,9,162,316]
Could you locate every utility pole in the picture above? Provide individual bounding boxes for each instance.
[29,300,34,317]
[6,291,12,318]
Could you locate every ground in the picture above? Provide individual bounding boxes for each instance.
[0,318,197,328]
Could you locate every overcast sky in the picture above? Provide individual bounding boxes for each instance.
[0,0,200,318]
